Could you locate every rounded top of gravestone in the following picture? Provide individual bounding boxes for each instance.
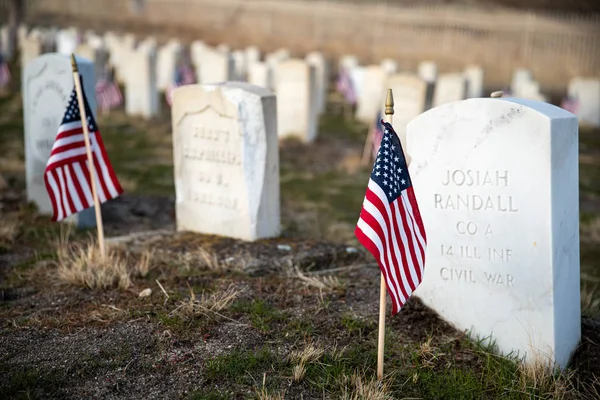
[24,52,93,77]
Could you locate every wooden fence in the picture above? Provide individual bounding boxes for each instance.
[2,0,599,89]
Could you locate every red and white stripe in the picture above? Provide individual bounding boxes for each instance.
[96,79,123,111]
[44,120,123,222]
[355,180,427,315]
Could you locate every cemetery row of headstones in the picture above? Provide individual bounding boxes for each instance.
[8,22,590,373]
[5,24,599,141]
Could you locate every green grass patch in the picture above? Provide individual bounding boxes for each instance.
[204,347,281,385]
[231,299,287,333]
[0,364,66,399]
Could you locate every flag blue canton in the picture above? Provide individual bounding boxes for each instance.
[371,120,412,203]
[62,79,96,132]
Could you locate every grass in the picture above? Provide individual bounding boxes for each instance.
[204,347,280,385]
[170,284,242,320]
[231,299,287,333]
[1,73,600,398]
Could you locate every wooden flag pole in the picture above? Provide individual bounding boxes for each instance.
[70,54,106,259]
[377,89,394,381]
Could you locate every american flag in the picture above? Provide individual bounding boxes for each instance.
[0,57,11,89]
[561,95,579,114]
[166,64,196,107]
[95,76,123,112]
[336,67,356,105]
[44,77,123,222]
[355,120,427,315]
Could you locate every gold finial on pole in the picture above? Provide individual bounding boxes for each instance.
[70,53,78,72]
[491,91,504,98]
[385,88,394,116]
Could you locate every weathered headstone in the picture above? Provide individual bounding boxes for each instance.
[339,55,358,73]
[568,77,600,127]
[22,53,98,227]
[355,65,387,123]
[275,59,318,142]
[383,73,426,160]
[245,46,261,68]
[20,35,43,73]
[171,82,280,241]
[380,58,398,75]
[464,65,484,98]
[408,97,580,369]
[232,50,247,81]
[56,29,78,56]
[75,43,108,84]
[247,62,272,90]
[306,51,328,115]
[418,61,437,83]
[157,40,183,91]
[196,48,233,84]
[125,46,160,119]
[432,73,466,107]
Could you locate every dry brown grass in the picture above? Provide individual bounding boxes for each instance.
[170,284,242,319]
[416,337,445,368]
[56,231,156,290]
[517,359,575,399]
[133,249,154,278]
[338,372,394,400]
[288,343,326,382]
[255,373,286,400]
[291,265,345,291]
[57,241,132,290]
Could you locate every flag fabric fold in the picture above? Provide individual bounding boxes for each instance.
[95,66,123,112]
[354,120,427,315]
[44,76,123,222]
[336,67,357,105]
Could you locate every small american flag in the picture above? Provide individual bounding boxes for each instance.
[355,120,427,315]
[0,57,11,89]
[44,77,123,222]
[561,96,579,114]
[336,67,357,105]
[95,75,123,112]
[166,64,196,107]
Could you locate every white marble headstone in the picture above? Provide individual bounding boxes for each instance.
[408,97,580,369]
[464,65,484,98]
[56,29,78,56]
[432,73,466,107]
[355,65,387,123]
[248,62,272,90]
[22,53,98,228]
[125,47,160,119]
[568,77,600,127]
[275,60,318,142]
[418,61,438,83]
[384,73,427,160]
[157,41,183,91]
[196,48,233,84]
[380,58,398,75]
[171,82,280,241]
[306,51,328,115]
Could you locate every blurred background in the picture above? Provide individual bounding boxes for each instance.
[1,0,599,99]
